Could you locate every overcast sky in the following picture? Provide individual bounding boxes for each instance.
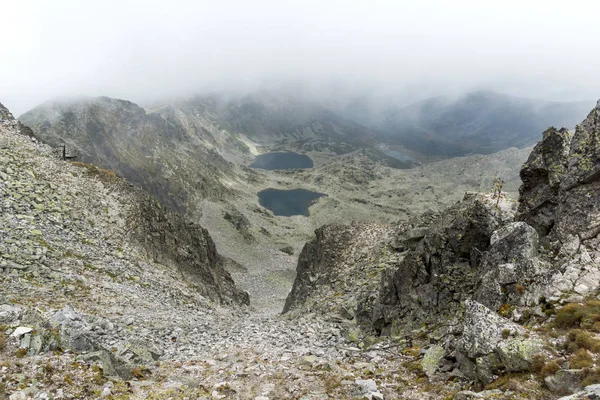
[2,0,600,115]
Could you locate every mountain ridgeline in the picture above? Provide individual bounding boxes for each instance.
[376,91,593,157]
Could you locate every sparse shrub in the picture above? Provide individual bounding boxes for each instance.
[555,300,600,329]
[501,329,512,339]
[323,374,342,392]
[71,161,119,184]
[565,329,600,353]
[541,361,561,377]
[515,283,526,295]
[582,368,600,386]
[531,354,546,373]
[15,348,27,358]
[402,347,421,357]
[498,304,514,318]
[532,354,562,377]
[0,333,6,351]
[485,372,529,391]
[570,349,594,369]
[131,366,151,380]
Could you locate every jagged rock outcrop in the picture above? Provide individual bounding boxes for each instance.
[0,101,14,120]
[518,100,600,243]
[554,101,600,243]
[517,127,571,235]
[282,222,399,322]
[372,193,512,335]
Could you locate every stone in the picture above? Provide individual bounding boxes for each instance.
[371,392,384,400]
[8,391,27,400]
[0,304,23,324]
[458,301,524,359]
[81,350,132,380]
[453,390,504,400]
[496,337,544,372]
[122,341,163,362]
[422,345,445,377]
[10,326,33,338]
[545,369,584,395]
[353,379,378,396]
[558,384,600,399]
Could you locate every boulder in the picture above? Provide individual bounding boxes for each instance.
[80,350,132,380]
[456,301,542,383]
[0,304,23,324]
[546,369,585,395]
[457,301,524,359]
[52,306,96,353]
[422,345,445,377]
[496,336,544,372]
[453,390,505,400]
[558,384,600,399]
[475,221,542,310]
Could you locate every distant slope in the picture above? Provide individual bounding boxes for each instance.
[172,92,376,145]
[378,91,593,156]
[19,97,243,214]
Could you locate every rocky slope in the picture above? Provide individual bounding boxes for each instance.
[1,102,473,400]
[19,97,245,214]
[285,100,600,399]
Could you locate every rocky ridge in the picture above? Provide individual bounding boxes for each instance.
[284,101,600,398]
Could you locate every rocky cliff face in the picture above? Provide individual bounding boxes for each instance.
[516,101,600,244]
[284,100,600,398]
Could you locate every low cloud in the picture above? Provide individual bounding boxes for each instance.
[2,0,599,115]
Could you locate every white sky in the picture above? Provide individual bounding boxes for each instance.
[2,0,600,114]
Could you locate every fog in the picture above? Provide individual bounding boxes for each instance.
[2,0,600,115]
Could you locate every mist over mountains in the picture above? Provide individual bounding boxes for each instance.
[21,90,594,164]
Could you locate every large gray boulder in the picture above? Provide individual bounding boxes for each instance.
[456,301,544,384]
[546,369,584,395]
[557,383,600,399]
[474,222,543,310]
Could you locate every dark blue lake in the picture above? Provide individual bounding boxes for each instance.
[385,150,414,162]
[250,152,314,170]
[258,188,325,216]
